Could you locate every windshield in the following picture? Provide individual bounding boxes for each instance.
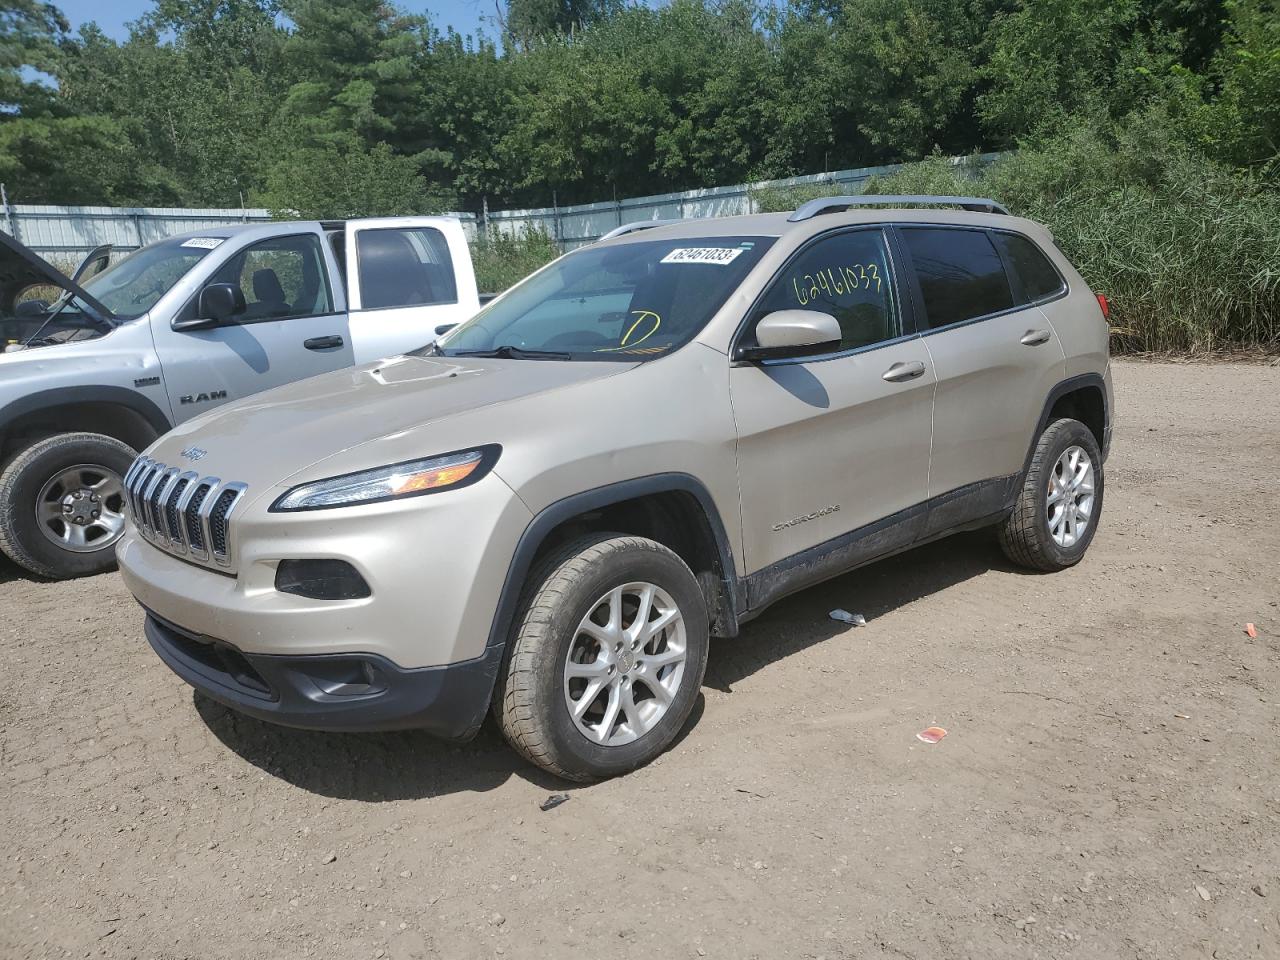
[82,236,222,320]
[437,236,775,360]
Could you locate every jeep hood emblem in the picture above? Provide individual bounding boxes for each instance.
[180,446,208,462]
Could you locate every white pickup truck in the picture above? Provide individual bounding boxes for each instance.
[0,216,485,579]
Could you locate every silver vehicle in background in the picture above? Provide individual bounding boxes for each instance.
[0,217,482,579]
[117,196,1114,781]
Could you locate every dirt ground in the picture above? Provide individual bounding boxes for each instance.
[2,359,1278,960]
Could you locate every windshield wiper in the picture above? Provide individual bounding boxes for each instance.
[450,345,572,361]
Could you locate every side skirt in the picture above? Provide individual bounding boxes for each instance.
[740,474,1017,621]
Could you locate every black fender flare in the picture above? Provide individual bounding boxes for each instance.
[0,385,172,442]
[484,473,742,654]
[449,473,743,738]
[1020,372,1110,481]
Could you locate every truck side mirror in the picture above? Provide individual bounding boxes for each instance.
[735,309,842,362]
[176,283,246,331]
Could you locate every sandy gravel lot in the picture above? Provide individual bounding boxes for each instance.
[2,359,1278,960]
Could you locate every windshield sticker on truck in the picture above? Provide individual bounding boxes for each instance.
[181,237,225,250]
[660,247,745,266]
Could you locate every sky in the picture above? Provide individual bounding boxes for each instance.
[53,0,498,41]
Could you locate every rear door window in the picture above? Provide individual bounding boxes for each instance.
[356,227,458,310]
[901,227,1014,328]
[992,231,1065,303]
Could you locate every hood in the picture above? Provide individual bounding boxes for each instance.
[150,354,632,493]
[0,231,115,323]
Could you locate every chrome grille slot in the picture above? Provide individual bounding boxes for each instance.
[141,467,168,534]
[164,476,192,551]
[208,485,246,560]
[123,456,248,570]
[151,469,181,541]
[184,483,213,554]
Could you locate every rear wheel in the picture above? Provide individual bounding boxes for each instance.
[0,432,137,580]
[998,417,1104,572]
[494,533,709,781]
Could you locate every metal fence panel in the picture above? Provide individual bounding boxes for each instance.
[478,154,1000,249]
[0,153,997,258]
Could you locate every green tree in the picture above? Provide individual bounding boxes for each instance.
[278,0,428,146]
[257,140,453,218]
[503,0,622,48]
[0,0,68,116]
[1204,0,1280,166]
[0,115,181,202]
[979,0,1180,141]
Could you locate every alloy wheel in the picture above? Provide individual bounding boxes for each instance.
[1046,445,1095,548]
[562,581,687,747]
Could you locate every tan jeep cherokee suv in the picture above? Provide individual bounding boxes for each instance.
[117,196,1113,781]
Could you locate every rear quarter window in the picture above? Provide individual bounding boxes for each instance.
[901,227,1014,328]
[992,232,1066,303]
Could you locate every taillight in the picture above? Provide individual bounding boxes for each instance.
[1096,293,1110,320]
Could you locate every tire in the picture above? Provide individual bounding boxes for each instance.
[494,533,710,782]
[0,432,138,580]
[998,417,1104,572]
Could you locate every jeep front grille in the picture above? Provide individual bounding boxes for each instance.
[123,457,247,568]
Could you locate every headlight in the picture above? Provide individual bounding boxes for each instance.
[270,445,500,512]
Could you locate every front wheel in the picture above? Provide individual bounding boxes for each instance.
[0,432,137,580]
[998,417,1104,572]
[494,533,710,781]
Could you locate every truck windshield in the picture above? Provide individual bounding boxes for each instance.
[81,237,221,320]
[437,236,775,360]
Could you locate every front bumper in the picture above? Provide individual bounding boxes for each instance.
[145,611,501,737]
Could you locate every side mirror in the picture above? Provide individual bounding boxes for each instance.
[14,300,49,317]
[175,283,246,331]
[434,323,458,336]
[737,310,842,361]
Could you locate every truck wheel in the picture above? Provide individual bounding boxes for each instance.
[998,417,1104,572]
[0,433,137,580]
[494,533,710,781]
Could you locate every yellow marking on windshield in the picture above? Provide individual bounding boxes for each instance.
[595,309,662,352]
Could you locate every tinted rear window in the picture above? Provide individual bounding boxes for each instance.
[357,226,458,310]
[902,228,1013,328]
[993,231,1065,303]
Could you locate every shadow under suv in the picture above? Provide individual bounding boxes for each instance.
[116,196,1113,781]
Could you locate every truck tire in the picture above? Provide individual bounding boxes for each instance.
[998,417,1104,572]
[0,432,137,580]
[494,533,710,782]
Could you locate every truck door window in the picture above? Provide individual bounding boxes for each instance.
[214,234,334,323]
[746,228,899,353]
[356,227,459,310]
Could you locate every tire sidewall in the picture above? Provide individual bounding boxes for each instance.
[1,435,137,579]
[1032,419,1105,566]
[534,543,709,778]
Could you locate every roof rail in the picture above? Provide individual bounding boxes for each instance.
[597,219,683,242]
[787,194,1009,222]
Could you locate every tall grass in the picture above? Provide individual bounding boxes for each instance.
[469,227,560,295]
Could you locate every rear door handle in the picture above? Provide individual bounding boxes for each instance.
[882,360,926,383]
[304,335,344,351]
[1020,329,1052,346]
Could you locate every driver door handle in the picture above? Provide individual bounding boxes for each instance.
[882,360,926,383]
[304,335,344,351]
[1020,329,1052,346]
